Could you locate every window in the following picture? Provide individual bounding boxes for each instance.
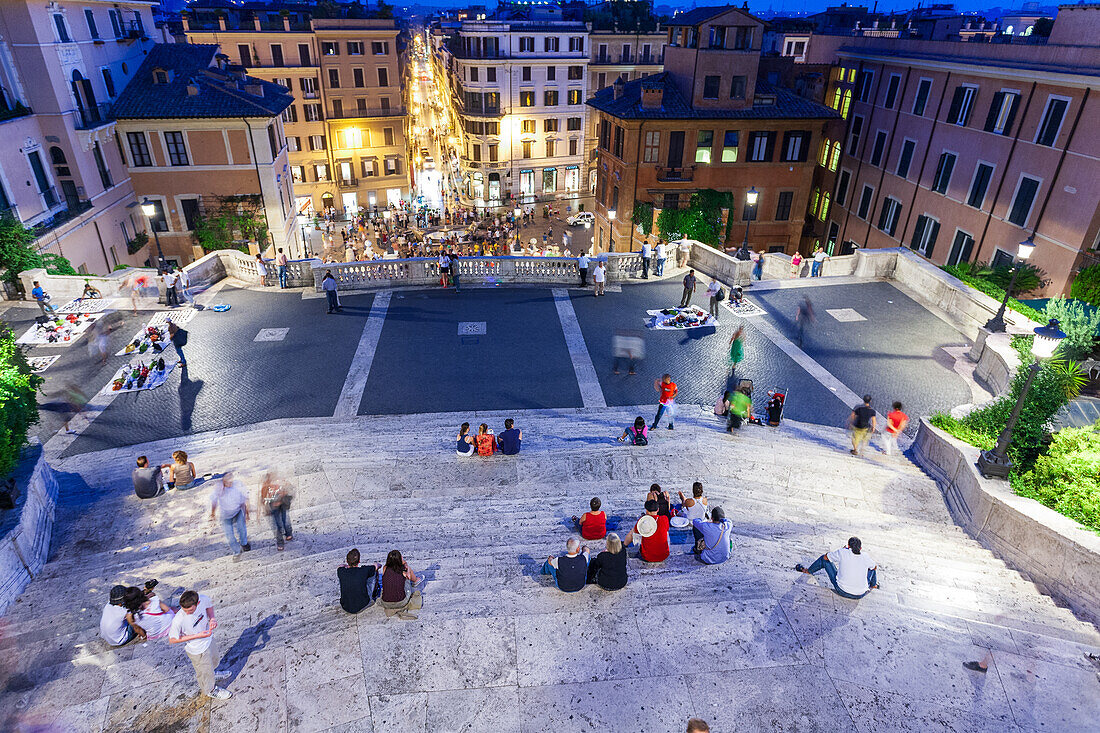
[85,9,99,39]
[835,169,851,206]
[102,68,116,97]
[332,99,343,117]
[840,89,852,119]
[519,37,534,52]
[522,141,532,158]
[775,191,793,221]
[547,66,556,81]
[267,44,283,67]
[544,90,559,106]
[53,13,71,43]
[733,26,752,50]
[92,142,111,189]
[377,68,389,87]
[748,131,774,162]
[301,77,318,96]
[489,144,498,162]
[818,192,830,221]
[108,9,122,38]
[322,42,339,56]
[304,104,322,122]
[347,41,364,55]
[545,140,555,157]
[352,68,364,88]
[856,184,874,219]
[598,120,610,150]
[569,138,578,156]
[877,197,902,236]
[847,115,863,156]
[567,89,582,105]
[896,139,916,179]
[328,69,340,88]
[1035,96,1070,147]
[729,76,747,100]
[522,66,531,82]
[1008,175,1041,227]
[522,119,536,134]
[696,130,714,164]
[781,131,809,162]
[947,230,975,266]
[569,36,584,52]
[828,141,841,172]
[984,90,1020,135]
[946,85,977,126]
[309,134,326,150]
[931,152,956,194]
[292,165,305,183]
[613,126,624,159]
[299,44,311,66]
[487,68,496,82]
[127,132,152,167]
[913,78,932,116]
[132,11,144,35]
[540,119,556,133]
[568,66,583,80]
[385,157,399,176]
[721,130,739,162]
[870,130,888,167]
[567,117,582,131]
[643,131,661,163]
[543,168,557,192]
[703,75,720,100]
[282,105,298,123]
[384,127,394,146]
[472,144,481,162]
[884,74,901,109]
[470,67,479,82]
[314,164,329,181]
[856,70,874,102]
[544,36,559,52]
[164,131,188,166]
[911,214,940,255]
[371,41,389,55]
[520,91,534,107]
[287,136,301,152]
[486,121,499,134]
[146,199,167,232]
[968,163,994,209]
[710,26,727,49]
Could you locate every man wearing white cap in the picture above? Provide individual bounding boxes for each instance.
[624,499,669,562]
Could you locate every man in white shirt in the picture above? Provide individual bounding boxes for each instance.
[654,242,667,276]
[811,245,829,277]
[210,472,250,558]
[677,240,691,268]
[169,590,231,699]
[99,585,136,646]
[162,269,179,307]
[640,241,651,279]
[176,267,191,304]
[795,536,878,599]
[578,252,590,287]
[592,261,606,297]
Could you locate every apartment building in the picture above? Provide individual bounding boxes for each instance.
[587,29,664,93]
[823,4,1100,295]
[111,44,297,262]
[0,0,157,277]
[439,8,589,210]
[181,7,409,216]
[587,6,842,254]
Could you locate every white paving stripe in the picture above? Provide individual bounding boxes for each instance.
[334,290,391,418]
[552,288,607,409]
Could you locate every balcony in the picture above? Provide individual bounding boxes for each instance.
[656,166,695,182]
[74,102,113,130]
[116,20,148,42]
[31,198,93,237]
[639,54,662,64]
[0,102,32,124]
[328,106,407,119]
[337,178,359,189]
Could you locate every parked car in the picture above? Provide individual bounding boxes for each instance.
[567,212,595,226]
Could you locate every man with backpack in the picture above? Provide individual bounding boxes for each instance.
[168,322,188,367]
[705,278,724,320]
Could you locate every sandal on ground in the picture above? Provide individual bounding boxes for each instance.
[962,661,987,673]
[794,564,808,573]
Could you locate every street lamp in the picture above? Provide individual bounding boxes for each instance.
[740,186,758,258]
[985,237,1036,332]
[608,209,617,253]
[976,318,1067,479]
[140,198,166,273]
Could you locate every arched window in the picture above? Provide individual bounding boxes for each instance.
[829,141,841,172]
[49,146,67,165]
[840,89,852,119]
[1005,25,1014,35]
[810,187,820,217]
[830,87,842,110]
[819,139,831,167]
[819,192,830,221]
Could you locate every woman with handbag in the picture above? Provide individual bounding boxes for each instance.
[260,473,293,551]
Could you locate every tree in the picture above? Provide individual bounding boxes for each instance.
[0,217,77,285]
[1032,17,1054,37]
[191,195,269,252]
[0,326,41,479]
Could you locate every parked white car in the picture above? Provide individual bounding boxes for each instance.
[567,212,595,226]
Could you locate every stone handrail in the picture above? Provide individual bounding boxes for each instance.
[0,445,59,615]
[17,266,159,303]
[913,418,1100,626]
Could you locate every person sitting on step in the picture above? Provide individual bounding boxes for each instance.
[624,499,670,563]
[647,483,672,519]
[618,416,649,445]
[692,506,733,565]
[497,418,522,455]
[474,423,497,456]
[541,537,590,592]
[378,550,422,620]
[338,548,380,614]
[456,422,475,457]
[677,482,709,521]
[572,497,607,540]
[586,533,627,591]
[795,536,878,599]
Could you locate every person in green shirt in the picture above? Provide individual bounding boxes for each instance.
[726,386,752,431]
[728,326,745,379]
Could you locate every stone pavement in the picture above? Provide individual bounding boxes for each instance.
[3,407,1099,732]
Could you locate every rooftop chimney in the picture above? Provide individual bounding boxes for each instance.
[641,82,663,109]
[186,83,200,96]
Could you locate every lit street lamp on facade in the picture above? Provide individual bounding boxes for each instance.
[985,237,1036,332]
[976,318,1067,479]
[140,198,166,273]
[740,186,758,258]
[608,209,617,253]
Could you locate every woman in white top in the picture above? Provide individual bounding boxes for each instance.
[123,587,175,641]
[678,483,709,521]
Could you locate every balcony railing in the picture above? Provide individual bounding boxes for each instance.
[656,166,695,182]
[0,102,32,123]
[328,106,407,119]
[337,178,358,189]
[74,102,113,130]
[31,199,92,237]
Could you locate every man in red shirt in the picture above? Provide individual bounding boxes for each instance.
[624,499,670,562]
[651,374,678,431]
[884,401,909,456]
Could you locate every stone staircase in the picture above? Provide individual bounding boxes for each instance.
[3,408,1099,732]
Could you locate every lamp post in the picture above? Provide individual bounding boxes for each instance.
[608,209,617,253]
[984,237,1036,332]
[140,198,166,273]
[976,318,1067,479]
[740,186,758,258]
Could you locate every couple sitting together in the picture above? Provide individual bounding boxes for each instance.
[337,548,423,620]
[456,419,522,456]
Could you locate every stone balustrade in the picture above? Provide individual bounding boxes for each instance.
[0,444,58,615]
[17,266,158,303]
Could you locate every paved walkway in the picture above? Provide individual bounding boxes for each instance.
[3,409,1099,732]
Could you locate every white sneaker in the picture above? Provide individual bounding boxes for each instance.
[208,687,232,700]
[214,671,231,682]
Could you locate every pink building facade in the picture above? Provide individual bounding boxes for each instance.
[823,10,1100,295]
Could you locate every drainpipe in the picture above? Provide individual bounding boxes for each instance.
[242,117,274,256]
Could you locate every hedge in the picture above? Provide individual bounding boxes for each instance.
[0,325,41,479]
[941,264,1046,323]
[1012,423,1100,534]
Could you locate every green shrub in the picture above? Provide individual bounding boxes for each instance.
[655,189,732,247]
[1012,423,1100,533]
[0,325,42,479]
[0,218,77,283]
[942,264,1046,323]
[1070,264,1100,306]
[1043,296,1100,359]
[632,202,653,237]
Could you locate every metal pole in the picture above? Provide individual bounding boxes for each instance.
[977,359,1039,478]
[984,262,1020,332]
[151,226,165,273]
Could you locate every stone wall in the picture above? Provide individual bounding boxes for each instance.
[0,444,59,616]
[18,266,158,304]
[913,419,1100,626]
